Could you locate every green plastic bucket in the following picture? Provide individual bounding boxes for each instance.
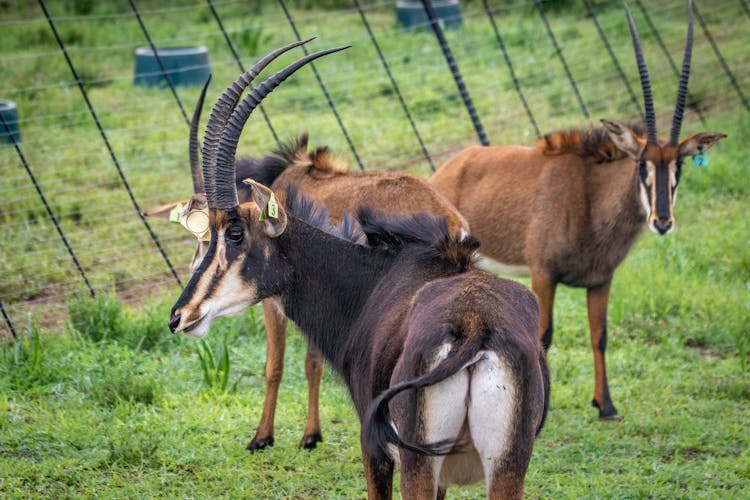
[396,1,462,31]
[134,46,211,87]
[0,100,20,145]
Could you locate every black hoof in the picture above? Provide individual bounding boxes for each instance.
[247,435,274,452]
[592,398,621,421]
[300,433,323,450]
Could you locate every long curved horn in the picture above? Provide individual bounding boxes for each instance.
[201,38,315,206]
[213,45,351,210]
[668,0,694,147]
[189,75,211,194]
[624,2,658,146]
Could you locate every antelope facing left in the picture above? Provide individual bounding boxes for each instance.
[169,43,549,499]
[429,1,725,421]
[145,38,469,453]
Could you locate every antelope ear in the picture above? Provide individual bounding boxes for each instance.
[678,132,727,157]
[141,199,190,220]
[601,119,644,160]
[243,179,287,238]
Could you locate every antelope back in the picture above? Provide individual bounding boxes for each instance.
[269,138,470,237]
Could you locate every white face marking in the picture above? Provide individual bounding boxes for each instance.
[639,162,655,219]
[178,236,260,338]
[189,241,211,274]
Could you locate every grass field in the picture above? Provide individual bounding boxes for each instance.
[1,0,748,498]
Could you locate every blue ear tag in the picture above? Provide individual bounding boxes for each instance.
[692,148,708,167]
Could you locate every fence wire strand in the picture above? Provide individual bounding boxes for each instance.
[1,0,746,336]
[37,0,183,289]
[278,0,366,171]
[1,111,95,298]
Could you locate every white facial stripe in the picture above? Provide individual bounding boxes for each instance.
[638,183,651,218]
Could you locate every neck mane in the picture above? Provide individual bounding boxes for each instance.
[277,192,477,377]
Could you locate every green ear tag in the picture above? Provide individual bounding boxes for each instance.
[267,192,279,219]
[169,203,185,223]
[692,149,708,167]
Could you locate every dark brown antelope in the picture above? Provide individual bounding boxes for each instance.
[146,39,468,452]
[168,44,549,499]
[428,1,725,420]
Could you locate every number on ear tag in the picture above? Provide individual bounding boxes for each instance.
[267,192,279,219]
[692,150,708,167]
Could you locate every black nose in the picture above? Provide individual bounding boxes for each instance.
[654,218,672,235]
[168,313,181,333]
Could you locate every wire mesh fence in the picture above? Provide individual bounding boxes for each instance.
[1,0,747,337]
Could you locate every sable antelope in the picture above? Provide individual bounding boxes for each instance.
[168,43,549,499]
[428,1,725,420]
[146,39,468,452]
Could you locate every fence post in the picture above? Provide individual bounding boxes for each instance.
[1,109,95,299]
[278,0,366,171]
[534,0,590,120]
[38,0,183,288]
[482,0,541,138]
[421,0,489,146]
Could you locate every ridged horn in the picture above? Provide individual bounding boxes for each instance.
[668,0,694,147]
[201,37,315,207]
[189,75,211,194]
[212,45,351,210]
[624,2,658,146]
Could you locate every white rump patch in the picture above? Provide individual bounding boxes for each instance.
[468,352,517,485]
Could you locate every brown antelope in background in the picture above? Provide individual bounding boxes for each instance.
[146,39,469,452]
[429,1,725,420]
[168,43,549,499]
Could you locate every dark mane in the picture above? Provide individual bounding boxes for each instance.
[356,207,479,271]
[236,134,348,189]
[284,186,366,245]
[235,155,287,188]
[284,188,478,271]
[538,122,645,163]
[273,133,347,175]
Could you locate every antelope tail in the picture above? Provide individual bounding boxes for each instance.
[362,341,481,457]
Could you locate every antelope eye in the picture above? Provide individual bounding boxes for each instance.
[226,226,244,243]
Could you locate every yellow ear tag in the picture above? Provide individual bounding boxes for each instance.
[169,202,185,223]
[267,192,279,219]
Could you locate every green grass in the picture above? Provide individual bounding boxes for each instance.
[0,293,747,498]
[1,0,748,497]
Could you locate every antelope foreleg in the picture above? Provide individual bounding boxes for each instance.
[530,271,556,351]
[586,281,620,420]
[300,342,324,449]
[247,299,288,451]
